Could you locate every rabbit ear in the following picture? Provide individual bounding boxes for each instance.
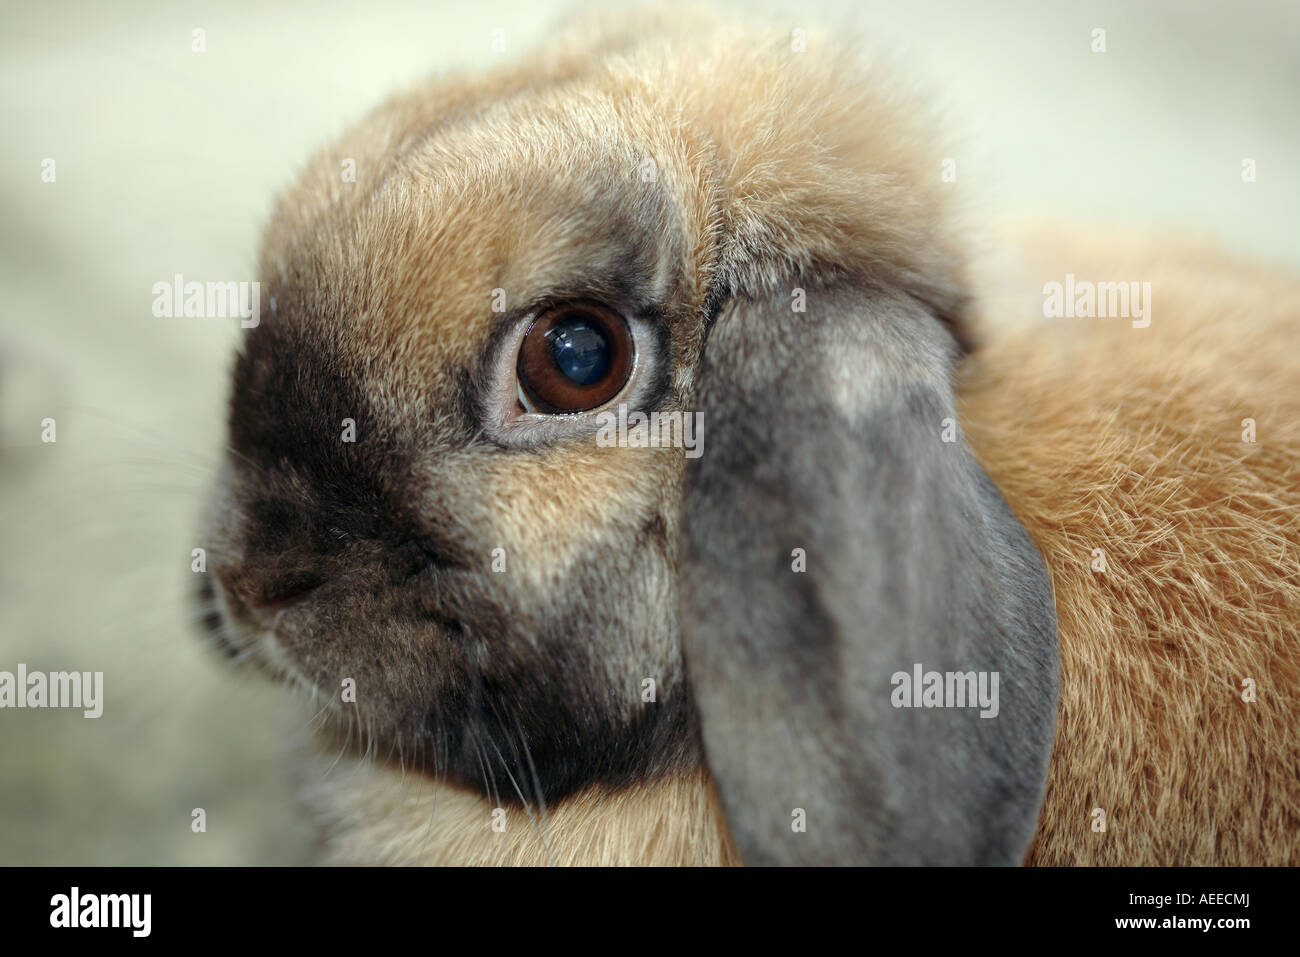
[679,281,1059,865]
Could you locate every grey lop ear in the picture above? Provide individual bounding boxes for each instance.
[679,281,1059,865]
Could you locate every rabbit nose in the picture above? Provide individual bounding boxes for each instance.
[256,573,327,615]
[215,567,327,628]
[261,576,326,612]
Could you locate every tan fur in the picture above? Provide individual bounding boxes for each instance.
[262,6,965,402]
[962,227,1300,865]
[304,753,739,866]
[261,8,1298,864]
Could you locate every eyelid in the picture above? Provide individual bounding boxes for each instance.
[481,305,660,448]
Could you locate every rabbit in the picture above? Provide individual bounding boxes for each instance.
[196,6,1298,865]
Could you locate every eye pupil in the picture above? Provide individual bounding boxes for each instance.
[516,302,634,414]
[548,320,611,385]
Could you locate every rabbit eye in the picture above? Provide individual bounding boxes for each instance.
[516,302,634,413]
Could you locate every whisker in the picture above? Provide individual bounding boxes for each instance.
[484,695,554,865]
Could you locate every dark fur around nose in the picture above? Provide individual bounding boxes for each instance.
[222,497,469,614]
[224,326,479,598]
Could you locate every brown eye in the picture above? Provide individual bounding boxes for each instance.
[516,302,634,414]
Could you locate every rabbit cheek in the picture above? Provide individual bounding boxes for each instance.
[203,427,700,804]
[408,468,700,802]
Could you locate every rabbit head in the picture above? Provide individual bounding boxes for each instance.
[199,8,1058,864]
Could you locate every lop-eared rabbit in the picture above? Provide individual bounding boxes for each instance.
[197,8,1300,865]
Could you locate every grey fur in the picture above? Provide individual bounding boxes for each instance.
[679,281,1059,865]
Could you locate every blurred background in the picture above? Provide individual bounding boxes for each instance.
[1,0,1296,864]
